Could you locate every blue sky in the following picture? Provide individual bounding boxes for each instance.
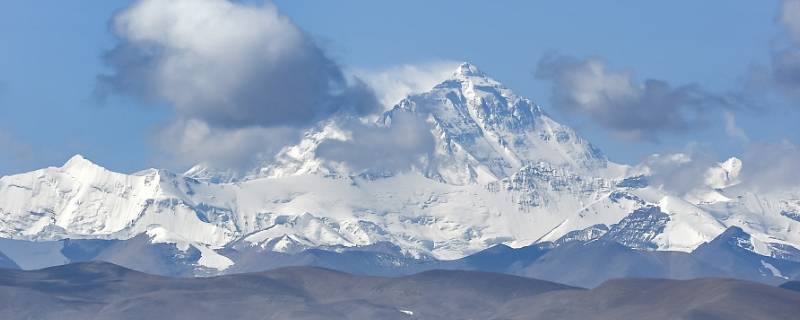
[0,0,798,175]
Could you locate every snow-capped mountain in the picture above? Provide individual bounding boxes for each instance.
[1,63,800,272]
[256,63,616,184]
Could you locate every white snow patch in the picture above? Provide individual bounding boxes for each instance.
[195,245,234,271]
[147,227,234,270]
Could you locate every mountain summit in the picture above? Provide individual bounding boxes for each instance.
[258,62,611,185]
[383,62,609,184]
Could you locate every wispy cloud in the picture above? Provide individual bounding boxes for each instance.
[351,61,460,109]
[638,149,719,195]
[723,111,750,144]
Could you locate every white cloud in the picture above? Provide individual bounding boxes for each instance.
[639,150,717,195]
[101,0,378,128]
[153,119,299,173]
[315,112,435,173]
[99,0,382,173]
[351,61,460,109]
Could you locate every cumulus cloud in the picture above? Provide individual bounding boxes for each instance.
[536,54,735,141]
[351,61,460,109]
[98,0,382,172]
[100,0,378,128]
[316,113,435,173]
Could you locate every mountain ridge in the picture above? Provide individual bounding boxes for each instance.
[1,63,799,272]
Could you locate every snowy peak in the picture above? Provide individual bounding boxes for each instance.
[449,62,498,87]
[437,62,521,100]
[454,62,484,77]
[445,62,525,102]
[382,62,608,184]
[61,154,105,175]
[63,154,90,167]
[256,62,609,185]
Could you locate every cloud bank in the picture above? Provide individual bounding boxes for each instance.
[536,54,735,142]
[99,0,384,172]
[100,0,378,128]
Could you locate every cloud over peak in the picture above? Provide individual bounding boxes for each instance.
[98,0,387,172]
[351,61,461,109]
[315,112,435,173]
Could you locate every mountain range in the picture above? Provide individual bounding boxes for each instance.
[1,63,799,285]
